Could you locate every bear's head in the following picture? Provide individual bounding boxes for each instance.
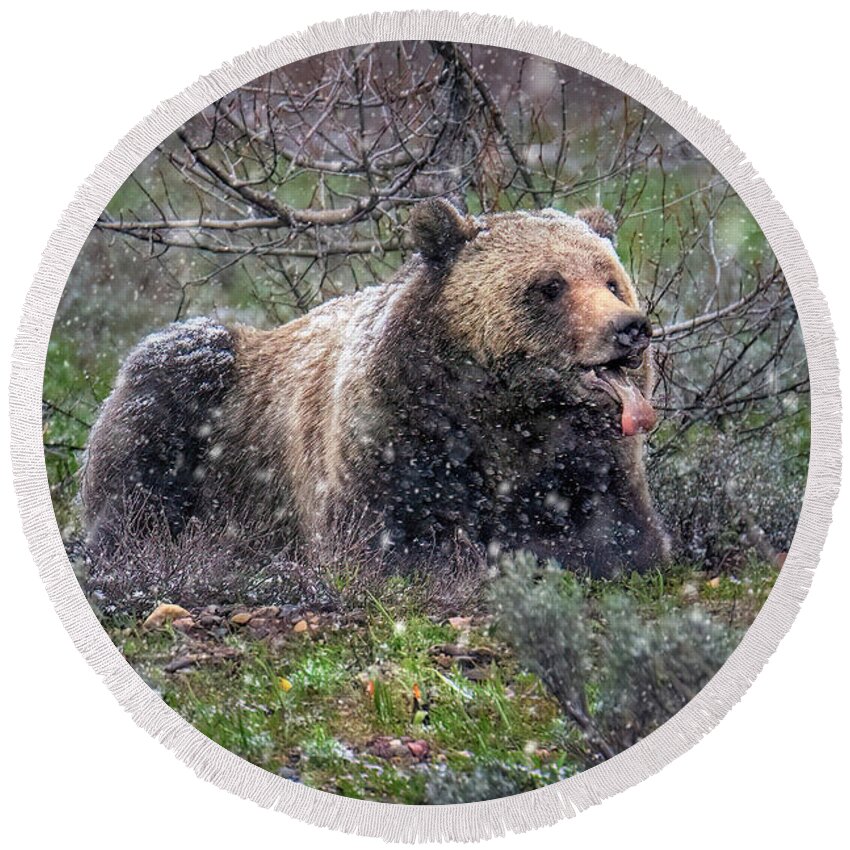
[410,198,656,436]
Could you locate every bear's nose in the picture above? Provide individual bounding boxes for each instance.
[612,315,651,353]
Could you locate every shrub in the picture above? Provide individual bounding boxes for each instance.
[490,553,740,765]
[650,426,806,569]
[424,764,530,805]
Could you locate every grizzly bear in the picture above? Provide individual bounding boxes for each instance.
[81,200,669,578]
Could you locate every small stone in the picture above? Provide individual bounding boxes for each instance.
[369,736,392,759]
[277,766,300,782]
[278,604,299,622]
[211,645,241,661]
[163,655,197,673]
[248,619,271,638]
[461,666,491,682]
[406,740,429,760]
[198,613,222,628]
[297,611,320,631]
[368,736,408,759]
[143,603,191,630]
[292,619,308,633]
[230,611,253,625]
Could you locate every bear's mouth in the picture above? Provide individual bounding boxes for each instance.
[580,357,656,437]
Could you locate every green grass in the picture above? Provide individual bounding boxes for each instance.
[108,559,777,804]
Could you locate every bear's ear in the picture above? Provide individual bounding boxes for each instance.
[575,207,618,247]
[410,198,480,264]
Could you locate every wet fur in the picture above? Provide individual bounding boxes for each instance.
[82,205,669,578]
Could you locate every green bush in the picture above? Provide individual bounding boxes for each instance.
[490,553,740,765]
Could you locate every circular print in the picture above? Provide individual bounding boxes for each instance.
[17,15,835,840]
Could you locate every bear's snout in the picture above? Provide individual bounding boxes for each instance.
[611,313,651,357]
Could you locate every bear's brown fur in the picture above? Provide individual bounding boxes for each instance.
[81,200,669,577]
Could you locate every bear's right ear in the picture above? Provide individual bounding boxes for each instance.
[575,207,618,247]
[410,198,480,265]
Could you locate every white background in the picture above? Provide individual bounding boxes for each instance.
[2,2,847,846]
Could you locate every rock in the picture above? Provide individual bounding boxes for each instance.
[291,612,320,633]
[448,616,472,629]
[198,612,223,628]
[278,604,300,622]
[461,666,491,682]
[277,766,300,782]
[368,736,409,759]
[406,740,429,760]
[230,611,254,625]
[211,645,242,661]
[367,736,391,758]
[430,643,496,679]
[143,603,191,630]
[163,655,198,673]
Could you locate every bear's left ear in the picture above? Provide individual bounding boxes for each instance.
[410,198,481,265]
[575,207,618,247]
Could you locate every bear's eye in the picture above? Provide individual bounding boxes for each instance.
[606,280,622,300]
[538,276,565,301]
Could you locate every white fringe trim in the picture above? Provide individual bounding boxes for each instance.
[8,10,841,843]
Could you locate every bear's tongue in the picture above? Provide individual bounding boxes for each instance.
[594,369,656,436]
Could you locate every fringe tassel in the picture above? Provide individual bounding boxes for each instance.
[8,10,841,843]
